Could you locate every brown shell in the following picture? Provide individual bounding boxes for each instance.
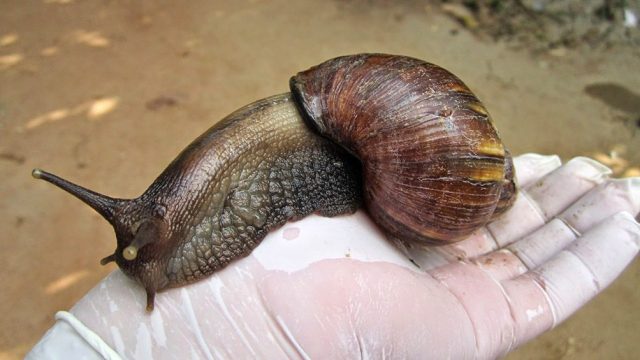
[290,54,516,244]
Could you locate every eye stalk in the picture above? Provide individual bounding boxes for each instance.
[31,168,124,225]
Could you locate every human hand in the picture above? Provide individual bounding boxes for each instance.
[29,154,640,359]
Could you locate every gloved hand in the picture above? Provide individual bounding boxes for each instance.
[28,154,640,359]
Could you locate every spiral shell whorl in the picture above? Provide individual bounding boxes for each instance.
[291,54,514,244]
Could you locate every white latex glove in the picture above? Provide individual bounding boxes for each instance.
[28,154,640,360]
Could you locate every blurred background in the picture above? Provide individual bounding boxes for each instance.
[0,0,638,358]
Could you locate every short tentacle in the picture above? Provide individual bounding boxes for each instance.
[100,254,116,265]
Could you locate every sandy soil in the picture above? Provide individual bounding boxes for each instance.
[0,0,638,358]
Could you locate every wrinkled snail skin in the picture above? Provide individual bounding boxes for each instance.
[32,54,516,311]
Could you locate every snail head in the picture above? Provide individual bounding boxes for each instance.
[31,169,172,301]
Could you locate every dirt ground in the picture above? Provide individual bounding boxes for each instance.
[1,0,638,359]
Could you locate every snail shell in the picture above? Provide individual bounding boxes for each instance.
[32,54,516,310]
[291,54,515,244]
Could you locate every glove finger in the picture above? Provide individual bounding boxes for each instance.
[512,153,562,187]
[501,212,639,349]
[505,178,640,271]
[488,157,610,248]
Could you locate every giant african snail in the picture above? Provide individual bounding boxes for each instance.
[32,54,517,311]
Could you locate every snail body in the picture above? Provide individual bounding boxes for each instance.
[33,54,516,311]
